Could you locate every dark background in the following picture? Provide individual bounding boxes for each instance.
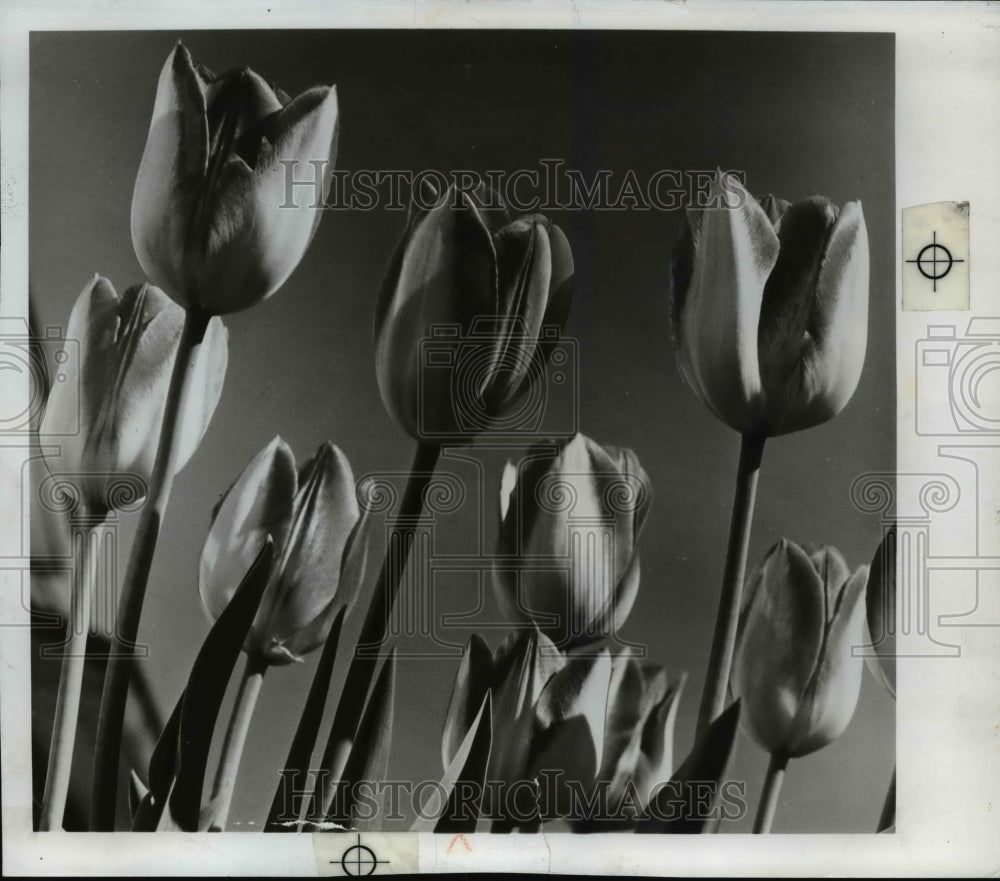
[30,29,895,832]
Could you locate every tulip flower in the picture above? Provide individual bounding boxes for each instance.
[443,632,684,827]
[37,276,227,830]
[586,656,685,824]
[199,436,362,666]
[197,437,363,830]
[131,43,339,315]
[493,433,651,649]
[670,170,869,438]
[374,180,574,441]
[671,171,870,738]
[865,527,896,699]
[39,275,228,517]
[731,539,869,832]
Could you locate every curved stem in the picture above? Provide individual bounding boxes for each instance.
[39,514,103,830]
[91,309,211,830]
[877,766,896,832]
[207,655,267,831]
[696,433,765,736]
[753,752,788,834]
[310,441,441,821]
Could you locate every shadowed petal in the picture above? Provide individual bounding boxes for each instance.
[777,201,869,434]
[199,436,296,622]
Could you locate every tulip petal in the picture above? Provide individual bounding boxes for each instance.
[803,542,852,619]
[671,173,778,433]
[484,219,552,412]
[541,221,575,332]
[531,650,613,786]
[374,185,498,437]
[757,197,838,419]
[262,442,358,656]
[489,630,547,785]
[759,194,791,226]
[131,44,209,307]
[173,316,228,474]
[39,276,117,504]
[786,565,868,756]
[199,436,296,623]
[866,528,897,698]
[779,201,870,434]
[732,539,825,755]
[600,654,646,782]
[191,86,339,313]
[632,672,686,811]
[86,284,184,486]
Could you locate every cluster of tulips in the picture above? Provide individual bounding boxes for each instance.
[34,43,896,835]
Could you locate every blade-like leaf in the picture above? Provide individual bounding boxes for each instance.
[410,692,493,833]
[264,605,347,832]
[130,694,184,831]
[635,699,741,834]
[128,769,150,822]
[167,538,275,831]
[326,649,397,830]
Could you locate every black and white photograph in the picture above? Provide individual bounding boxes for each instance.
[2,1,998,876]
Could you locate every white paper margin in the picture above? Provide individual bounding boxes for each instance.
[2,0,998,876]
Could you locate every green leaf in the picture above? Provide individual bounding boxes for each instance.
[128,769,150,822]
[130,696,184,831]
[326,649,397,830]
[635,699,741,834]
[167,537,275,831]
[264,605,346,832]
[410,692,492,833]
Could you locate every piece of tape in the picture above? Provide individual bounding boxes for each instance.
[902,201,970,311]
[313,831,419,876]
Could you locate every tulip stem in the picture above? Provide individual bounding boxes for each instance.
[696,433,765,737]
[39,513,103,831]
[877,766,896,832]
[91,308,211,831]
[207,654,267,830]
[310,441,441,821]
[753,752,788,834]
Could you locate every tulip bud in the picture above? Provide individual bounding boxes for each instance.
[597,657,685,819]
[865,527,896,698]
[494,433,651,648]
[732,539,869,758]
[132,43,339,315]
[373,181,574,440]
[199,436,361,666]
[671,170,869,437]
[39,276,227,516]
[442,629,564,787]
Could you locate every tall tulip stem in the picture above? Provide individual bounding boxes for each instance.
[207,654,268,830]
[91,308,212,830]
[878,766,896,832]
[697,433,765,736]
[753,752,788,834]
[39,513,104,831]
[311,441,441,820]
